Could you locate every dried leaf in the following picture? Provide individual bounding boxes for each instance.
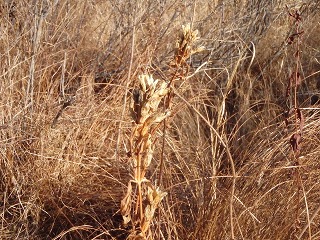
[287,35,294,45]
[139,75,147,93]
[120,181,133,225]
[290,133,301,153]
[287,7,302,22]
[295,71,302,85]
[131,89,143,123]
[286,73,294,97]
[140,123,150,137]
[296,108,304,135]
[287,32,304,45]
[140,185,167,234]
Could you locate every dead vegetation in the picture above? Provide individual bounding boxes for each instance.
[1,0,320,239]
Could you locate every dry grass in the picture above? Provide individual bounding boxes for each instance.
[1,0,320,239]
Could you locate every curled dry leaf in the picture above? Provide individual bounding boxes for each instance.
[131,89,143,123]
[286,72,302,97]
[287,35,295,45]
[290,133,301,153]
[139,74,159,95]
[139,75,147,93]
[287,32,304,45]
[286,73,293,97]
[121,181,133,225]
[288,9,302,22]
[140,136,153,170]
[140,185,167,234]
[296,108,304,135]
[295,71,302,86]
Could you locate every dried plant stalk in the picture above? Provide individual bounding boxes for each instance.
[121,23,203,239]
[121,74,169,239]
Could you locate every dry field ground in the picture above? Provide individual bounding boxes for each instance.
[1,0,320,239]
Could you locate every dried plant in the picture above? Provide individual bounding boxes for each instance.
[174,23,203,67]
[121,23,202,239]
[283,7,312,239]
[285,7,305,158]
[120,74,169,239]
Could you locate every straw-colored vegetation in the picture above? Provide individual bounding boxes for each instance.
[1,0,320,239]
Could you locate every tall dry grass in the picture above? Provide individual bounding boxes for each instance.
[1,0,320,239]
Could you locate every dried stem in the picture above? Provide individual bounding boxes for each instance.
[285,7,311,239]
[121,23,203,239]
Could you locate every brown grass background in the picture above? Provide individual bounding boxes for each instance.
[1,0,320,239]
